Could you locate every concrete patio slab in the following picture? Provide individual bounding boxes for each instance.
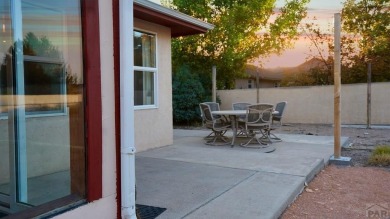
[139,138,325,182]
[136,129,348,219]
[185,172,305,219]
[136,157,255,219]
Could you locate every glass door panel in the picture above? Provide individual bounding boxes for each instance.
[0,0,85,215]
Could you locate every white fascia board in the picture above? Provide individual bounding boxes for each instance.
[134,0,214,30]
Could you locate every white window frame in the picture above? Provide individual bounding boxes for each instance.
[0,1,68,119]
[133,28,158,110]
[0,55,68,120]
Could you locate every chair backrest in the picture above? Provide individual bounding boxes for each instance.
[199,103,214,123]
[273,101,287,121]
[200,102,220,121]
[232,102,251,111]
[246,103,273,124]
[203,102,220,112]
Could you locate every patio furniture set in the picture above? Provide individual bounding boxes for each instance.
[199,102,287,150]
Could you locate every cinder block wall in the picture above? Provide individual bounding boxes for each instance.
[217,82,390,125]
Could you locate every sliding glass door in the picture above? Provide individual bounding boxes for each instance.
[0,0,85,215]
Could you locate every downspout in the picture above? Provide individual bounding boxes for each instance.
[119,0,136,218]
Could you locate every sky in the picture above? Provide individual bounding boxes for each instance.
[261,0,344,68]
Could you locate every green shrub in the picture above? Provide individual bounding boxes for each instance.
[172,65,205,125]
[368,145,390,166]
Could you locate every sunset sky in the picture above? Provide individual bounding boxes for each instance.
[261,0,344,68]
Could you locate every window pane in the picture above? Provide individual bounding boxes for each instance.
[0,0,85,212]
[134,31,156,67]
[24,59,66,114]
[134,71,154,106]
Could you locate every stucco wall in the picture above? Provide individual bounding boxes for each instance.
[218,82,390,125]
[133,19,173,152]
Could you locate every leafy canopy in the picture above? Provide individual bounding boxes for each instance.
[167,0,309,89]
[342,0,390,81]
[342,0,390,60]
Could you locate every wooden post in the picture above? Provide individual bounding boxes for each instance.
[334,13,341,158]
[367,62,372,129]
[212,65,216,102]
[256,70,259,103]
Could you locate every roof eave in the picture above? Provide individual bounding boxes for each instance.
[134,0,214,37]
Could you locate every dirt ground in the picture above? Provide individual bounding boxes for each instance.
[277,124,390,219]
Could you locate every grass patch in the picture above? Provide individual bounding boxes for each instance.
[368,145,390,166]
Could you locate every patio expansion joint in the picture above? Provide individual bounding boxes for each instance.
[181,171,258,219]
[136,155,260,173]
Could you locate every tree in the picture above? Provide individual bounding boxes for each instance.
[167,0,309,89]
[342,0,390,82]
[1,32,78,95]
[292,0,390,87]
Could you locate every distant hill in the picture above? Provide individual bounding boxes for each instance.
[245,65,283,80]
[265,58,326,75]
[244,58,327,80]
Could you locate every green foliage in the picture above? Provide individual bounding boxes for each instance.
[371,145,390,156]
[368,145,390,166]
[342,0,390,60]
[170,0,309,89]
[172,65,205,124]
[342,0,390,81]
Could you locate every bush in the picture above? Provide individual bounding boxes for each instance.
[172,65,205,125]
[368,145,390,166]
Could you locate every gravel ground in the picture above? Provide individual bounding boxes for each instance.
[276,123,390,167]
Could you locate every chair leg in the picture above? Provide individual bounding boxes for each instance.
[269,132,282,141]
[204,130,227,140]
[265,127,282,142]
[205,131,230,146]
[256,128,272,143]
[240,132,268,148]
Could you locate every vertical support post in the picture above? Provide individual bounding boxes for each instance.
[212,65,216,102]
[367,62,371,129]
[333,13,341,158]
[256,71,259,103]
[119,0,136,218]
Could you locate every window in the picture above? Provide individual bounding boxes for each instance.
[134,30,157,108]
[248,80,252,89]
[0,0,95,216]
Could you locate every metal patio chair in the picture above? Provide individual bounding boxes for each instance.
[240,103,274,148]
[267,101,287,142]
[199,103,231,146]
[232,102,251,137]
[200,102,227,139]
